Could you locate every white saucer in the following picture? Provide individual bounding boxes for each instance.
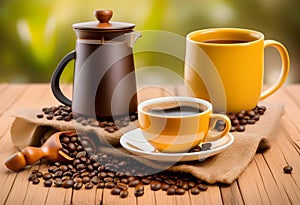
[120,128,234,162]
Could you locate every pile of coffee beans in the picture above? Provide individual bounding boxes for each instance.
[215,105,267,132]
[28,132,209,198]
[36,105,138,133]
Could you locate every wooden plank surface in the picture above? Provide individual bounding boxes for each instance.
[0,84,300,205]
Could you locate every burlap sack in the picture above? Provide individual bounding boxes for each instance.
[9,102,283,184]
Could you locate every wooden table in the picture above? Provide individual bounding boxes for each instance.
[0,83,299,205]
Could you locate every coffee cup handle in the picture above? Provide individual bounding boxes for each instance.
[206,114,231,142]
[50,51,76,106]
[260,40,290,100]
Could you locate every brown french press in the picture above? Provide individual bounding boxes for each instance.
[51,10,141,120]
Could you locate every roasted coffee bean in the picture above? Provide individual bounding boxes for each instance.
[44,180,53,187]
[121,178,129,184]
[91,176,100,185]
[283,165,293,174]
[74,182,83,190]
[239,119,247,125]
[82,176,90,184]
[32,178,40,185]
[56,116,64,121]
[128,179,140,187]
[46,114,54,120]
[62,179,74,188]
[97,182,105,189]
[236,125,245,132]
[141,178,151,185]
[189,146,201,152]
[76,164,86,170]
[54,178,63,187]
[85,182,93,189]
[190,187,200,195]
[150,181,161,191]
[43,173,52,180]
[105,182,115,189]
[127,176,136,182]
[120,190,129,198]
[111,187,121,195]
[167,187,176,195]
[201,143,212,151]
[76,151,86,159]
[161,183,170,191]
[28,174,37,181]
[48,166,57,173]
[175,188,186,195]
[104,177,114,183]
[54,170,63,178]
[198,184,208,191]
[134,189,144,197]
[117,183,128,190]
[104,127,115,133]
[60,165,68,172]
[36,114,44,118]
[34,171,43,178]
[248,119,256,124]
[230,126,236,132]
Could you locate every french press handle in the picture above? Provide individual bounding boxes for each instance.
[50,51,76,106]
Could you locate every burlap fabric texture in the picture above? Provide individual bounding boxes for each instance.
[9,102,284,184]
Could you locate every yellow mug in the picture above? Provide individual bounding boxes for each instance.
[184,28,290,113]
[138,96,231,153]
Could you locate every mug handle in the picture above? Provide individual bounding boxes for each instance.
[50,51,76,106]
[206,114,231,142]
[260,40,290,100]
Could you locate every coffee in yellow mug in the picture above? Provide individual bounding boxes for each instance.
[184,28,290,113]
[138,96,231,153]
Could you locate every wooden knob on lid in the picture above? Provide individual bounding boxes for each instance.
[95,10,113,23]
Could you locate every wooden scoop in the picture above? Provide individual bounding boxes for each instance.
[5,131,76,172]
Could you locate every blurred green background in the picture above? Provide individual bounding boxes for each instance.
[0,0,299,83]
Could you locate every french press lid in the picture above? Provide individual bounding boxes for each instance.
[73,10,135,32]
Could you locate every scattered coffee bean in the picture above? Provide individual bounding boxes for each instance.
[167,187,176,195]
[236,125,245,132]
[134,188,144,197]
[117,183,128,190]
[105,182,115,189]
[62,179,74,188]
[150,181,161,191]
[36,114,44,118]
[175,188,186,195]
[32,178,40,185]
[120,190,129,198]
[111,187,121,195]
[74,182,83,190]
[44,180,53,187]
[28,174,37,181]
[128,179,140,187]
[283,165,293,174]
[85,182,94,189]
[43,173,52,180]
[198,184,208,191]
[190,187,200,195]
[54,178,63,187]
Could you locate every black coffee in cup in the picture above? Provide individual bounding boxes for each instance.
[143,101,205,117]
